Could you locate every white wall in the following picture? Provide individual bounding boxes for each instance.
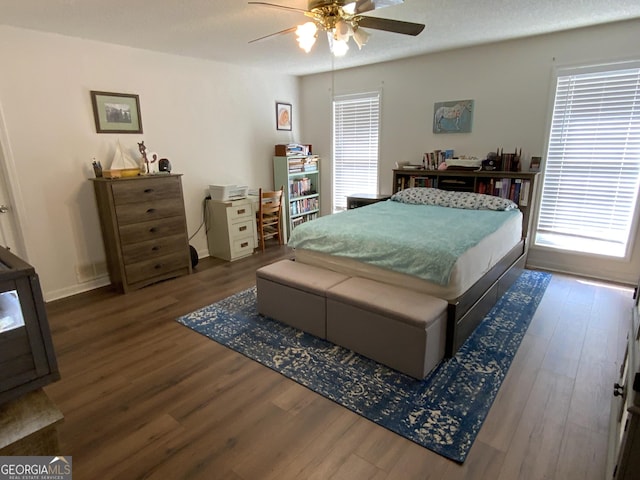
[0,26,300,300]
[1,21,638,298]
[300,19,640,285]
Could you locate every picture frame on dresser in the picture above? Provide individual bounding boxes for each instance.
[90,90,143,134]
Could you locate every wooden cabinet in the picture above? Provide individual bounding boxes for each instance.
[607,281,640,479]
[392,169,539,241]
[273,155,320,242]
[0,246,59,405]
[91,174,191,293]
[206,198,256,261]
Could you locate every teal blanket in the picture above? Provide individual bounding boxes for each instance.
[288,201,520,285]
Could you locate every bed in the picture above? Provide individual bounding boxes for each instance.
[288,187,528,356]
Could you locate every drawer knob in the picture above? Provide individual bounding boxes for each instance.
[241,242,249,248]
[146,208,156,214]
[614,383,625,397]
[144,188,154,193]
[151,246,160,251]
[149,227,157,233]
[154,264,162,270]
[238,209,246,214]
[239,226,247,232]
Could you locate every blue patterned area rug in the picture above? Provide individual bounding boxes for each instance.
[177,270,551,463]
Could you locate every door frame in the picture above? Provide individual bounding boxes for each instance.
[0,99,28,260]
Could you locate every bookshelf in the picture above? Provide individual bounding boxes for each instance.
[392,169,539,241]
[274,155,320,242]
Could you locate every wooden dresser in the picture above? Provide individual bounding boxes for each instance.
[91,174,191,293]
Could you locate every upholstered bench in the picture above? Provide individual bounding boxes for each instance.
[256,259,349,338]
[326,277,448,379]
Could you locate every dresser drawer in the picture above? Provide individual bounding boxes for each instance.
[111,177,182,205]
[121,234,188,264]
[118,217,187,245]
[229,219,254,240]
[115,198,185,225]
[124,252,190,285]
[230,236,254,258]
[227,203,253,222]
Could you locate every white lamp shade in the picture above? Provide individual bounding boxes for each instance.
[334,19,352,42]
[353,27,370,49]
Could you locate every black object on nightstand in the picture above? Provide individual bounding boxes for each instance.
[346,193,392,209]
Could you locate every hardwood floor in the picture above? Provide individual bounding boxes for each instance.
[42,246,634,479]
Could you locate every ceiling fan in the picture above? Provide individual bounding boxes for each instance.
[248,0,425,57]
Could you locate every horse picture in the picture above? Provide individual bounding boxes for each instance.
[433,99,474,133]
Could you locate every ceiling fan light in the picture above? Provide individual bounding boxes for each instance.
[327,32,349,57]
[342,2,357,14]
[334,19,353,42]
[295,22,318,53]
[353,27,370,49]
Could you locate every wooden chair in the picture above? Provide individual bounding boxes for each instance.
[257,186,284,252]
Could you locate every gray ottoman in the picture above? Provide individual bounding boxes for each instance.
[256,259,349,338]
[326,277,448,379]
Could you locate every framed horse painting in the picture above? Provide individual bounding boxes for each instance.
[433,99,474,133]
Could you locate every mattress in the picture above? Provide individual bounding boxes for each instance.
[292,202,522,300]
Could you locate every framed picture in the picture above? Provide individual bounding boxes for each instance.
[90,91,143,134]
[276,102,292,131]
[529,156,542,172]
[433,99,473,134]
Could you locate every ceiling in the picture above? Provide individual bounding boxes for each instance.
[1,0,640,76]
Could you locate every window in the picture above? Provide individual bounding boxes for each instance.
[332,92,380,212]
[535,63,640,258]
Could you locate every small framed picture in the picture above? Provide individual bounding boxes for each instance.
[276,102,292,131]
[90,91,143,134]
[530,156,541,172]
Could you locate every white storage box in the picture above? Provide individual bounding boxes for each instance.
[209,184,248,201]
[446,158,482,170]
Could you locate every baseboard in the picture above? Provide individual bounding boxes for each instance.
[44,276,110,302]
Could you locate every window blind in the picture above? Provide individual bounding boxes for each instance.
[536,65,640,254]
[333,92,380,212]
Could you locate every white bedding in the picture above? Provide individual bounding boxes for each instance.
[294,209,522,300]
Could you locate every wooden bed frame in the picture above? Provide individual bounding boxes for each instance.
[385,170,539,356]
[444,240,526,356]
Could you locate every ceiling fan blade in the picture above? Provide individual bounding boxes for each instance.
[357,16,425,36]
[247,2,308,14]
[248,26,298,43]
[353,0,403,14]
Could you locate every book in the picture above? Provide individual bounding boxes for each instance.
[519,180,530,206]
